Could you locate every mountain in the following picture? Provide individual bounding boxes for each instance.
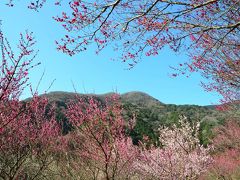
[121,91,164,108]
[40,91,163,107]
[40,91,223,122]
[37,91,232,145]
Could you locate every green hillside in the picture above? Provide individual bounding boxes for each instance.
[39,91,232,146]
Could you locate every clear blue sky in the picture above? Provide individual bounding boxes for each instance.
[0,2,221,105]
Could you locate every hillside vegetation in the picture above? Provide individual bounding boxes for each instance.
[40,91,233,146]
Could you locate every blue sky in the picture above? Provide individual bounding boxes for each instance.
[0,2,221,105]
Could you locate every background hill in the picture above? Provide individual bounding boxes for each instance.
[38,91,234,145]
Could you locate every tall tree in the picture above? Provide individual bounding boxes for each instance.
[0,29,61,179]
[133,116,212,179]
[64,94,139,179]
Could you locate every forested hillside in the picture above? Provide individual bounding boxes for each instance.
[40,91,233,145]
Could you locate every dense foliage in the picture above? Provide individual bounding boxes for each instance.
[41,91,231,146]
[0,30,61,179]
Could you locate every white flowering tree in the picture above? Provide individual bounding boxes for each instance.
[134,116,212,180]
